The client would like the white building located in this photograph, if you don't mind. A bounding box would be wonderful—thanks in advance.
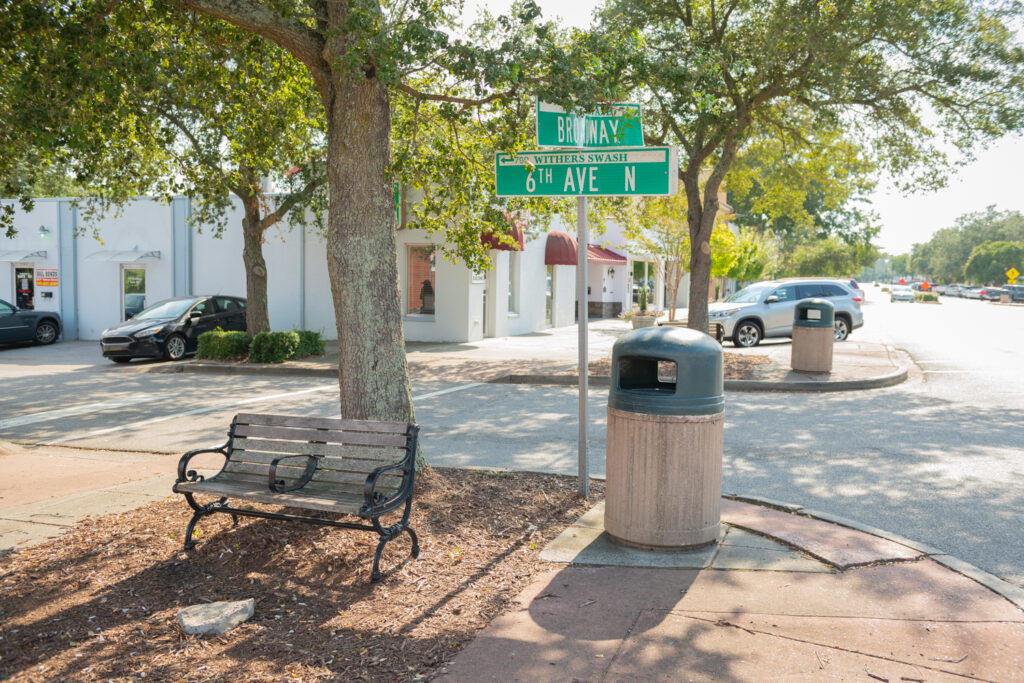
[1,196,692,342]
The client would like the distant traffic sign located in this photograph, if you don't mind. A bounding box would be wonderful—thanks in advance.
[1006,267,1020,283]
[921,281,931,291]
[536,100,644,149]
[495,147,678,197]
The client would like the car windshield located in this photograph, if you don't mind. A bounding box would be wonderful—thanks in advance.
[134,299,196,321]
[725,284,772,304]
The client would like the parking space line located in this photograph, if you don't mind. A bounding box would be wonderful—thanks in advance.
[39,385,336,446]
[413,383,486,401]
[0,395,162,430]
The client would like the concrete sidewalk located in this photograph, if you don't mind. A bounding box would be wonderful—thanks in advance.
[150,318,908,391]
[442,498,1024,681]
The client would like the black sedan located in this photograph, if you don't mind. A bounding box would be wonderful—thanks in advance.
[100,295,246,363]
[0,299,61,345]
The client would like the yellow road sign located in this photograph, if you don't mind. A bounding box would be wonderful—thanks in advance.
[1007,267,1020,283]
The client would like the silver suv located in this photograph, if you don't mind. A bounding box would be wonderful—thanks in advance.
[709,279,864,347]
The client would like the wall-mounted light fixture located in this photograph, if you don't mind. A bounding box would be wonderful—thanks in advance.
[608,267,615,277]
[39,225,51,238]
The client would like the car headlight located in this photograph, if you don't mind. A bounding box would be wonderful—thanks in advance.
[711,308,740,318]
[133,326,164,339]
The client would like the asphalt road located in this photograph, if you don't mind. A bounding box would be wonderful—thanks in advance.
[1,288,1022,589]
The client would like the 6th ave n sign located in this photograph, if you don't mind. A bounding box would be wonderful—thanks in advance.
[495,147,678,197]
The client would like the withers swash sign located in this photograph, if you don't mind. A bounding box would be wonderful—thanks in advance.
[536,100,644,149]
[495,147,678,197]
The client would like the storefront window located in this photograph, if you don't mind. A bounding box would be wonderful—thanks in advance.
[508,252,520,315]
[407,245,436,315]
[15,266,34,310]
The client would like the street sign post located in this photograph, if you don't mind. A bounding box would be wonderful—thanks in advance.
[495,147,678,197]
[536,101,644,149]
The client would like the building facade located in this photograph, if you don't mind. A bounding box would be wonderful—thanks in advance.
[1,196,694,342]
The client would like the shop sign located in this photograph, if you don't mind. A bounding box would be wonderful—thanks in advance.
[35,268,58,287]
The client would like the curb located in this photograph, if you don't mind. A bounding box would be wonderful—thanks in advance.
[724,493,1024,611]
[488,367,908,392]
[144,361,336,378]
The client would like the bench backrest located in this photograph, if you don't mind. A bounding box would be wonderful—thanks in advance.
[221,413,415,496]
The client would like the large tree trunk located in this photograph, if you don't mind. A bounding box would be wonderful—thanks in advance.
[240,188,272,335]
[684,171,715,333]
[323,71,420,467]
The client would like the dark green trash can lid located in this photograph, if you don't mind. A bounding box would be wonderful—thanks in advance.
[609,326,724,416]
[793,298,835,328]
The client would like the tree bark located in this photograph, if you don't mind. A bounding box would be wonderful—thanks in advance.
[239,186,272,335]
[323,69,421,468]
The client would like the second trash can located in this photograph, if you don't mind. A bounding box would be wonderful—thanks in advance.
[605,326,724,550]
[791,298,835,373]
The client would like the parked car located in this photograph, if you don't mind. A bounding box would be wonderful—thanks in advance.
[124,293,147,319]
[0,299,62,345]
[708,278,864,347]
[845,278,865,301]
[963,287,983,300]
[1004,284,1024,303]
[100,295,246,362]
[979,287,1006,301]
[890,285,915,302]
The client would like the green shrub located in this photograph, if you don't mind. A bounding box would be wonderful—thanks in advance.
[915,291,938,302]
[248,331,300,363]
[881,287,890,293]
[293,330,326,359]
[196,329,251,360]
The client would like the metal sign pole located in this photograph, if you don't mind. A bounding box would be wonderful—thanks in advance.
[577,195,589,497]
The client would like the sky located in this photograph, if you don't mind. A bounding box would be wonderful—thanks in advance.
[463,0,1024,256]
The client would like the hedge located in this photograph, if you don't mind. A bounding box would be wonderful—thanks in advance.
[196,330,251,360]
[915,291,939,302]
[293,330,326,359]
[248,331,300,363]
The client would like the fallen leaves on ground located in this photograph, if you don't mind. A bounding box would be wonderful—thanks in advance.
[0,469,602,682]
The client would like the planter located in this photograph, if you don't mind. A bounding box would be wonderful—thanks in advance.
[632,315,657,329]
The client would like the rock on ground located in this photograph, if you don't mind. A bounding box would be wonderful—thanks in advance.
[177,599,255,635]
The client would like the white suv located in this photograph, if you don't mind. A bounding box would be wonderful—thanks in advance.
[709,279,864,347]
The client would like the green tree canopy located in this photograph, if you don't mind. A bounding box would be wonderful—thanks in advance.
[591,0,1024,331]
[964,241,1024,284]
[783,236,880,278]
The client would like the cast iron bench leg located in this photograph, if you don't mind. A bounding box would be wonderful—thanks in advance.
[182,494,227,550]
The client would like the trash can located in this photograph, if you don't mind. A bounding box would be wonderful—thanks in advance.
[605,326,724,550]
[791,298,834,373]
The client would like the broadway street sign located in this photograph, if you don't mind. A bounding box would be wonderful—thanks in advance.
[495,147,678,197]
[536,100,644,149]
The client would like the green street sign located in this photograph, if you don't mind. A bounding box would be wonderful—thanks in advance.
[536,100,644,148]
[495,147,678,197]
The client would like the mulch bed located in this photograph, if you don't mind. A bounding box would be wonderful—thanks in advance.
[580,353,770,380]
[0,469,602,682]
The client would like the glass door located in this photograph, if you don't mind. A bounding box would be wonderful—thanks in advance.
[14,266,34,309]
[121,266,147,320]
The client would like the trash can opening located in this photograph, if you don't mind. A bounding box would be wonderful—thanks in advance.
[618,356,677,394]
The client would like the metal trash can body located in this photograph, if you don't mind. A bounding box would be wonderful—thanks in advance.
[605,327,723,550]
[791,298,835,373]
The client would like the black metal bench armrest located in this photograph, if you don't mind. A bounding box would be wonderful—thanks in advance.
[269,454,319,493]
[362,425,420,516]
[177,442,230,483]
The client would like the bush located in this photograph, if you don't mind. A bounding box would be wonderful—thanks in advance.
[881,287,890,293]
[196,329,251,360]
[248,331,300,363]
[915,291,939,302]
[293,330,326,359]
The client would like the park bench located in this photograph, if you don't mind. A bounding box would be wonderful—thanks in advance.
[173,413,420,582]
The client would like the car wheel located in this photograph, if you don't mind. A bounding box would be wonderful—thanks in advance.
[163,334,187,361]
[110,357,131,364]
[734,321,762,348]
[833,317,850,342]
[33,321,58,345]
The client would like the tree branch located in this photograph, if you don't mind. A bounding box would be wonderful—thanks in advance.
[396,82,517,106]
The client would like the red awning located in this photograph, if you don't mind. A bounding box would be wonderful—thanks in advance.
[545,231,578,265]
[481,220,525,251]
[587,244,627,266]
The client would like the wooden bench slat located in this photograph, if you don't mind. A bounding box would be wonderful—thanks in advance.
[175,479,365,515]
[235,413,408,434]
[222,461,402,488]
[181,470,379,500]
[231,449,403,472]
[233,438,402,462]
[234,423,409,448]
